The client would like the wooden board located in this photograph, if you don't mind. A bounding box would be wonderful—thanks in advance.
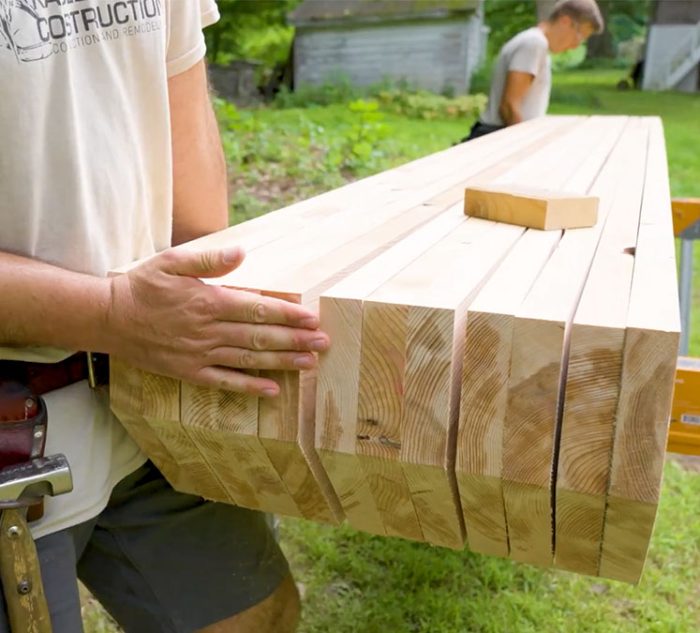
[500,116,630,567]
[457,228,561,557]
[464,185,598,230]
[554,119,650,575]
[109,359,231,502]
[458,116,629,561]
[598,118,681,583]
[180,383,301,516]
[106,117,680,582]
[313,117,585,537]
[316,206,466,535]
[239,116,585,524]
[358,218,525,547]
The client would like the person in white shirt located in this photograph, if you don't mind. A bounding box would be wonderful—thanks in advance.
[462,0,604,141]
[0,1,322,631]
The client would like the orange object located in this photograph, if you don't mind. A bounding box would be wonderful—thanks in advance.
[671,198,700,236]
[668,357,700,455]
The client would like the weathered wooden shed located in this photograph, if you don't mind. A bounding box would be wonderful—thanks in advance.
[288,0,487,95]
[642,0,700,91]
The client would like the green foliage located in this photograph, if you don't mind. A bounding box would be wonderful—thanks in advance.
[212,97,400,223]
[205,0,299,69]
[374,89,487,120]
[273,75,361,108]
[483,0,536,59]
[273,77,486,122]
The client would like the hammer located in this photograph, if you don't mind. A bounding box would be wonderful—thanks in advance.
[0,455,73,633]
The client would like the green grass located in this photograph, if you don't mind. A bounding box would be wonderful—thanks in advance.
[83,68,700,632]
[282,460,700,633]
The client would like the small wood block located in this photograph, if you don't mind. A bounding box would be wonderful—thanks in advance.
[464,185,599,230]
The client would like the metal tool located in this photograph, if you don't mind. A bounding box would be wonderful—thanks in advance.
[0,454,73,633]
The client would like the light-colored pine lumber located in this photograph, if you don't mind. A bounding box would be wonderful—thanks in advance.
[316,206,466,535]
[108,116,679,581]
[175,117,575,524]
[358,218,525,548]
[109,359,231,501]
[180,383,301,516]
[207,118,579,293]
[314,117,585,537]
[554,119,650,576]
[599,118,681,583]
[500,116,630,567]
[457,229,562,557]
[457,116,628,561]
[235,116,585,524]
[464,185,599,230]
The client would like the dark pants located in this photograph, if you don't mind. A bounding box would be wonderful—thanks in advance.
[457,121,506,144]
[0,461,289,633]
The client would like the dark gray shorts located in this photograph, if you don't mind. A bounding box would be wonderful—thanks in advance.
[0,461,289,633]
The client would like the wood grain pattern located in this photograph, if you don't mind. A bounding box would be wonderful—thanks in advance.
[599,119,680,583]
[457,229,561,557]
[363,219,524,547]
[180,383,301,516]
[316,207,466,534]
[501,116,630,567]
[110,359,229,501]
[464,185,598,230]
[555,119,649,575]
[106,117,679,583]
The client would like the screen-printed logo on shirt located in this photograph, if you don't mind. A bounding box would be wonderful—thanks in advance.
[1,0,162,62]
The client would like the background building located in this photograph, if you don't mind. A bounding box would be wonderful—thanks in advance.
[288,0,488,95]
[643,0,700,92]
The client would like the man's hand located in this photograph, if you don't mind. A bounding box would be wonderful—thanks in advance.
[107,246,329,397]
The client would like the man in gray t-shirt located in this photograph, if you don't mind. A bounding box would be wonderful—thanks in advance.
[462,0,604,142]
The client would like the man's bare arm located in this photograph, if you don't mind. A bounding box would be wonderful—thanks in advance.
[0,248,328,396]
[499,70,535,126]
[169,60,228,245]
[0,59,328,395]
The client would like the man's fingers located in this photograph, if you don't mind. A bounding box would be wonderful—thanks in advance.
[208,321,329,353]
[206,347,318,371]
[212,287,321,329]
[156,246,246,279]
[193,367,280,398]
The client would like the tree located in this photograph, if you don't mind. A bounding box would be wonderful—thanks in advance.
[483,0,537,57]
[205,0,301,67]
[585,0,616,60]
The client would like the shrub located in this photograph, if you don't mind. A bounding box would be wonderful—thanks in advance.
[373,89,487,121]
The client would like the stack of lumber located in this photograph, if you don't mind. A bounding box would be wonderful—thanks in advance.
[109,116,679,583]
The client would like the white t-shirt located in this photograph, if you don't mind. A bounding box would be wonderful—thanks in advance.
[481,27,551,126]
[0,0,220,539]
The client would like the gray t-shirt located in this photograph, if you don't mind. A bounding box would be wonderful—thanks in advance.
[481,27,551,126]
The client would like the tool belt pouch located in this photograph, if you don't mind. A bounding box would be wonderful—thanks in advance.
[0,381,48,521]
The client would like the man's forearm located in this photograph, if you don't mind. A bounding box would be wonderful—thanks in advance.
[0,251,113,353]
[170,61,228,245]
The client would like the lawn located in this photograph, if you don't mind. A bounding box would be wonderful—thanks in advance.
[83,68,700,632]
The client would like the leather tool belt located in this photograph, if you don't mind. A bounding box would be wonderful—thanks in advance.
[0,351,109,397]
[0,382,48,522]
[0,352,108,520]
[0,355,95,633]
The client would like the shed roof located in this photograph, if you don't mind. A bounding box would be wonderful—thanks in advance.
[289,0,480,26]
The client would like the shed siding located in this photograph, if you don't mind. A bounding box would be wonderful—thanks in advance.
[642,24,699,92]
[294,20,477,93]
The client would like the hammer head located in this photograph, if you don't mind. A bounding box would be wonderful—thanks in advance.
[0,454,73,506]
